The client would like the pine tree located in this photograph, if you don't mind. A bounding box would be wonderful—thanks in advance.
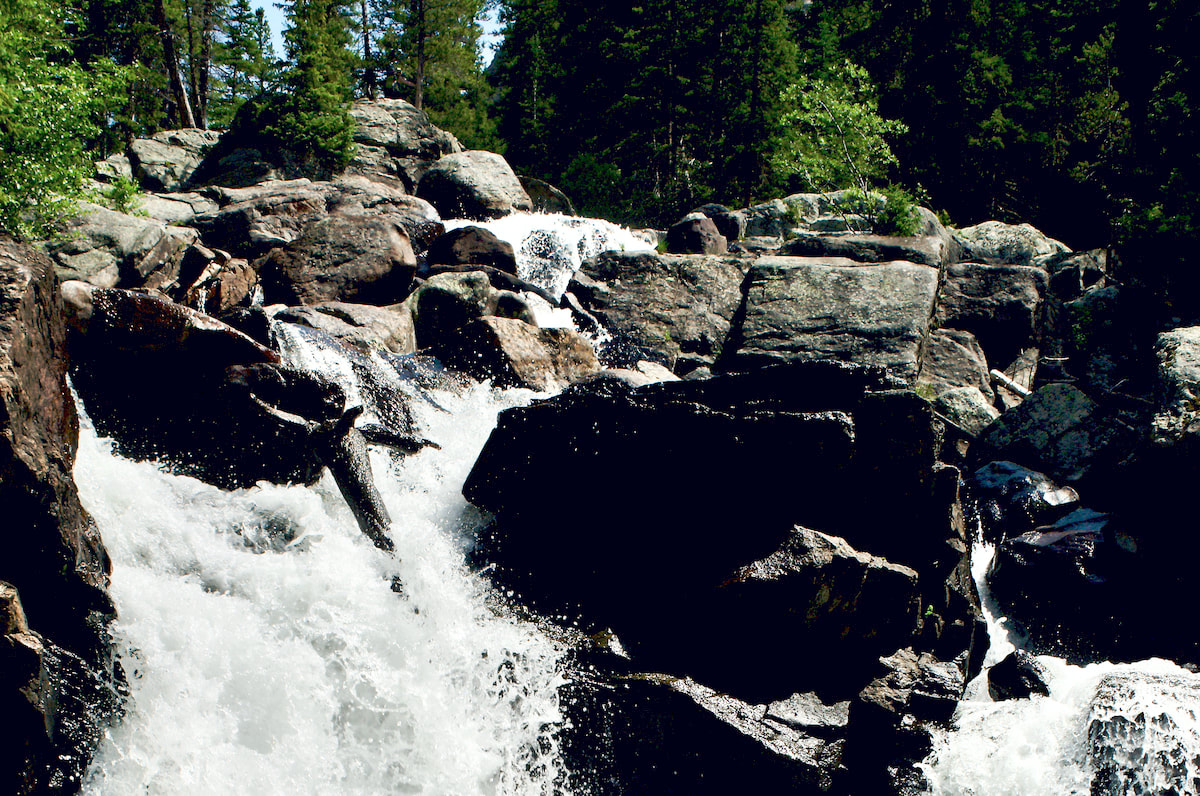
[210,0,278,126]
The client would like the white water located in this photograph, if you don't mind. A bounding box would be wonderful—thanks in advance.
[443,212,653,300]
[77,382,571,795]
[923,545,1200,795]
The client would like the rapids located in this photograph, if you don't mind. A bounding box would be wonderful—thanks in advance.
[76,380,571,795]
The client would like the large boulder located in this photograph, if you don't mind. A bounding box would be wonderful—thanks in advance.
[424,226,517,273]
[416,150,533,220]
[725,257,940,385]
[780,233,952,268]
[1,240,115,792]
[574,251,749,374]
[917,328,994,402]
[973,383,1135,487]
[191,179,338,260]
[347,98,462,187]
[406,270,535,349]
[986,651,1050,701]
[127,128,221,192]
[565,669,846,794]
[519,175,575,215]
[953,221,1069,266]
[666,214,728,254]
[464,363,980,699]
[933,262,1048,368]
[969,461,1080,543]
[138,191,219,225]
[46,203,197,288]
[431,316,600,391]
[257,213,418,306]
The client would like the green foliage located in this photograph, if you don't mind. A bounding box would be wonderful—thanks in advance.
[874,185,920,237]
[210,0,280,127]
[771,61,906,197]
[268,0,357,176]
[101,176,144,215]
[0,0,128,238]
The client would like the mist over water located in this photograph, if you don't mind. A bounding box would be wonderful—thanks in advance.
[77,383,572,795]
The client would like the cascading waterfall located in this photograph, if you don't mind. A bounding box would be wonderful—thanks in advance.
[443,212,654,300]
[922,544,1200,795]
[77,332,572,794]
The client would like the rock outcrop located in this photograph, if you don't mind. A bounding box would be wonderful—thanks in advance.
[416,150,533,220]
[1,239,116,793]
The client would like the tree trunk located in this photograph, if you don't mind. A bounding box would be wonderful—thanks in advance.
[153,0,197,128]
[362,0,376,100]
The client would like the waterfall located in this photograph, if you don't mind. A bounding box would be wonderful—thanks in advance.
[922,544,1200,795]
[442,212,654,300]
[76,335,572,794]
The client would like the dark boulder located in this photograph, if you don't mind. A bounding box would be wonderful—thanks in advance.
[565,668,846,795]
[918,328,995,402]
[424,226,517,274]
[986,650,1050,701]
[519,176,575,215]
[257,214,418,306]
[691,203,746,243]
[666,214,728,254]
[969,461,1080,543]
[407,270,535,349]
[1,240,116,793]
[190,179,337,260]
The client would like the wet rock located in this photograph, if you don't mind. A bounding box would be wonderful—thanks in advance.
[987,507,1136,662]
[726,257,940,385]
[954,220,1069,266]
[431,316,600,391]
[1087,672,1200,796]
[46,203,197,288]
[407,270,533,348]
[190,146,281,189]
[666,214,728,254]
[846,648,964,791]
[128,128,221,192]
[969,461,1080,543]
[424,226,517,273]
[574,251,748,374]
[699,527,920,698]
[177,251,257,316]
[987,650,1050,701]
[565,670,845,794]
[416,150,533,220]
[780,232,951,268]
[273,302,416,355]
[2,241,116,792]
[191,178,337,260]
[918,328,995,402]
[257,214,417,306]
[934,262,1048,368]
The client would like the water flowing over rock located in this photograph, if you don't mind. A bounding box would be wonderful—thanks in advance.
[1,239,115,793]
[969,461,1080,542]
[725,257,940,385]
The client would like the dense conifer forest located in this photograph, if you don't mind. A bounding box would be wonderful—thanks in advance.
[2,0,1197,315]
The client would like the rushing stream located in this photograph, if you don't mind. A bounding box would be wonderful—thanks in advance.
[923,545,1200,795]
[76,379,570,795]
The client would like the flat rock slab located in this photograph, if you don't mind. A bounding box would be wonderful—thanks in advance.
[728,257,939,385]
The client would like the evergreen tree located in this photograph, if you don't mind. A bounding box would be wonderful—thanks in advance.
[262,0,357,175]
[372,0,496,148]
[210,0,279,126]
